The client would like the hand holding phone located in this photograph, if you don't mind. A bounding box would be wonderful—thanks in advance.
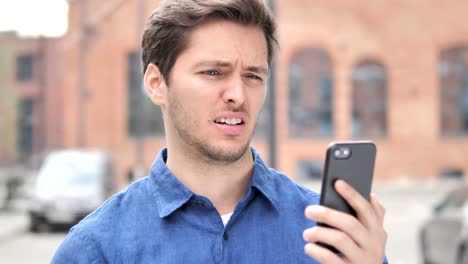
[317,141,376,252]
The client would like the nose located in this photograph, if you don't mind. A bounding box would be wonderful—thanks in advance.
[222,76,246,107]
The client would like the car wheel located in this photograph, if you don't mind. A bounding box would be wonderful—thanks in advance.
[457,244,467,264]
[0,184,7,209]
[421,258,435,264]
[29,215,39,233]
[29,215,50,233]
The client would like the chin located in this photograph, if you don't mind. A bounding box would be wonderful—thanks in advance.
[200,141,251,163]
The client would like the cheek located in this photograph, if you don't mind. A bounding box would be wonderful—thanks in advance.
[171,78,207,103]
[180,77,219,99]
[174,88,215,122]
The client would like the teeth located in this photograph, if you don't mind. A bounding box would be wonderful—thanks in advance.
[215,118,242,125]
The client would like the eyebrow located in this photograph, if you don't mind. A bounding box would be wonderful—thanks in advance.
[192,60,269,75]
[192,60,231,69]
[246,66,269,75]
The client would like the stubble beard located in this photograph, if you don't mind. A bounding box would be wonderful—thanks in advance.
[167,92,253,164]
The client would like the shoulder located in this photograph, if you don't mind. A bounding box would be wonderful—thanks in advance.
[51,225,101,263]
[57,177,155,246]
[81,176,154,228]
[53,177,154,263]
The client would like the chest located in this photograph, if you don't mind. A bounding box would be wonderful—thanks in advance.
[104,207,319,263]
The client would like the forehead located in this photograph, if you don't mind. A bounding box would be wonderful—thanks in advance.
[180,20,268,66]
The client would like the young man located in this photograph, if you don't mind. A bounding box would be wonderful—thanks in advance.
[52,0,388,263]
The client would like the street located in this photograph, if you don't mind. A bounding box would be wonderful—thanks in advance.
[0,211,65,263]
[0,231,65,263]
[0,179,462,263]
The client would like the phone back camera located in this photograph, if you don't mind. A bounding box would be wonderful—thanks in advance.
[334,147,351,159]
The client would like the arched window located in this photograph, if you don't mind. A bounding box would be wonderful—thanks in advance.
[351,60,388,137]
[127,51,164,137]
[288,48,333,138]
[439,46,468,136]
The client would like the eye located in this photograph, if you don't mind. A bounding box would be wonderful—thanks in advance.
[202,70,221,76]
[246,74,263,82]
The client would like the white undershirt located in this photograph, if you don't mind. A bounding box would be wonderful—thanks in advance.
[221,212,233,226]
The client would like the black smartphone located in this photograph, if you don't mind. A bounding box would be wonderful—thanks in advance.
[317,141,377,252]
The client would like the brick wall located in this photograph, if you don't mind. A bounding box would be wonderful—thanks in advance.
[0,34,63,162]
[60,0,468,188]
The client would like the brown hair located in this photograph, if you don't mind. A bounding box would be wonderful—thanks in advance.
[141,0,277,82]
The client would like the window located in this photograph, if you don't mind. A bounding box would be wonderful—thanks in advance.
[351,60,388,137]
[18,99,34,159]
[16,55,34,81]
[439,46,468,136]
[127,51,164,137]
[288,48,333,138]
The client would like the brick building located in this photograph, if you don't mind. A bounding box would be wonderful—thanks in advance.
[57,0,468,188]
[0,32,64,163]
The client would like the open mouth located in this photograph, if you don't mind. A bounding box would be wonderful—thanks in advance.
[214,118,245,126]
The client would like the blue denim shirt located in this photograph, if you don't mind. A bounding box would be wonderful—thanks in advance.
[52,148,388,263]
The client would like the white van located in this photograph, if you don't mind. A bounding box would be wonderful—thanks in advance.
[28,150,113,232]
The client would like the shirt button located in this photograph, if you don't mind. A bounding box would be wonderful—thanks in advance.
[197,201,205,207]
[223,232,229,241]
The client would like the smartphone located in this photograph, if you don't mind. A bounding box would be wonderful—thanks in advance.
[317,141,377,252]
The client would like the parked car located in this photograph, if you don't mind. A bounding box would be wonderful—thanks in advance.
[28,150,114,232]
[420,185,468,264]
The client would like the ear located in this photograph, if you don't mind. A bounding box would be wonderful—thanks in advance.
[144,63,167,106]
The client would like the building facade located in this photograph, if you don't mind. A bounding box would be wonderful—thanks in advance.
[10,0,467,188]
[0,32,64,163]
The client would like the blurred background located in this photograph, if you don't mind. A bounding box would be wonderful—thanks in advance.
[1,0,468,263]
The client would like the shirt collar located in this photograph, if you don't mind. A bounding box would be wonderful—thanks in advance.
[149,148,280,218]
[149,148,194,218]
[249,148,280,210]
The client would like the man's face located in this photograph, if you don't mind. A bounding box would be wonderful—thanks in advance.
[161,20,268,163]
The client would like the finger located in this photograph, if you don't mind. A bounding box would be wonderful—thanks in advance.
[370,193,385,225]
[334,180,376,228]
[304,243,344,264]
[303,226,360,261]
[305,205,368,248]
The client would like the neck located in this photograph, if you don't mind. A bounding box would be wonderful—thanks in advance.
[166,144,254,215]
